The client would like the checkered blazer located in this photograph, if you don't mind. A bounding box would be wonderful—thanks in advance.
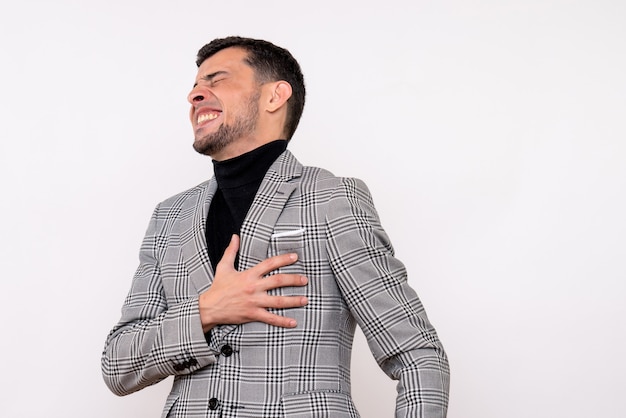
[102,150,449,417]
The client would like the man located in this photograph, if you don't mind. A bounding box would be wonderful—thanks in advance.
[102,36,450,417]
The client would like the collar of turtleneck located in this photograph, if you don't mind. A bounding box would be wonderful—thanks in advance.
[212,140,288,190]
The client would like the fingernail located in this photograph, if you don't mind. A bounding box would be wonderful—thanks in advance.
[301,276,308,284]
[290,253,298,261]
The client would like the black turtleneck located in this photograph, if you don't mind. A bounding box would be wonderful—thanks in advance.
[206,140,288,271]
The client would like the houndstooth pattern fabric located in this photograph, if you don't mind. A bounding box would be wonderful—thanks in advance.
[102,150,450,417]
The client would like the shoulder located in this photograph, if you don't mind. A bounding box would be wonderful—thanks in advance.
[300,165,371,198]
[150,178,214,219]
[282,150,369,191]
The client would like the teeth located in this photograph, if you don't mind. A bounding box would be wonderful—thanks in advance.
[197,113,218,124]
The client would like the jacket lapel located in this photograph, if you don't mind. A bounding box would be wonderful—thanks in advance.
[219,150,302,337]
[178,178,217,294]
[238,150,302,270]
[175,151,302,337]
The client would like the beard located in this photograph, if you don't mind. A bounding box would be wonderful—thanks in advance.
[192,90,261,157]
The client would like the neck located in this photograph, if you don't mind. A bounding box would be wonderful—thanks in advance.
[212,140,288,189]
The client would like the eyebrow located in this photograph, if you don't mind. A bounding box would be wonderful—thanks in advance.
[193,70,228,88]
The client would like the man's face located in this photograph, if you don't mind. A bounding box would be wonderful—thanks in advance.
[188,47,261,159]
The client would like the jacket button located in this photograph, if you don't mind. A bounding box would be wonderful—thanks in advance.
[208,397,219,410]
[220,344,233,357]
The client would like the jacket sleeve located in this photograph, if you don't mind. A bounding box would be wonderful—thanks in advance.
[325,177,450,418]
[101,204,217,396]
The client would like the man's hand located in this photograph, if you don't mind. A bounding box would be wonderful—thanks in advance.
[199,235,308,332]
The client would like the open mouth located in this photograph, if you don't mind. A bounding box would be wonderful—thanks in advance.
[197,112,219,124]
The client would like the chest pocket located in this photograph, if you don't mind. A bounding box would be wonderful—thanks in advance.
[268,228,306,280]
[269,228,305,256]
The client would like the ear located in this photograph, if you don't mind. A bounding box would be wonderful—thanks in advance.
[264,81,292,113]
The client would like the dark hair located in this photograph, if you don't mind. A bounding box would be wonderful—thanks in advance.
[196,36,306,140]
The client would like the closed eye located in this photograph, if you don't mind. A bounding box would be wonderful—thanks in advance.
[193,71,228,88]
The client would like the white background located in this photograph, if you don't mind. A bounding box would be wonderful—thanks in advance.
[1,1,625,417]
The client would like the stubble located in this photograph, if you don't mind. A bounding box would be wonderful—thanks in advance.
[192,90,261,156]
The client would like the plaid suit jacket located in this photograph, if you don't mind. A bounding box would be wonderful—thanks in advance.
[102,150,449,417]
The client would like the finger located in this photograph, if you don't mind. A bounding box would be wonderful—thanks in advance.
[216,235,240,272]
[254,252,299,276]
[264,295,309,310]
[261,274,308,291]
[255,310,300,328]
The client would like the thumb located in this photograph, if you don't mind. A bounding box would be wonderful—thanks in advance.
[216,234,240,272]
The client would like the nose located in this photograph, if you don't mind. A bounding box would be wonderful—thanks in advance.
[187,86,207,105]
